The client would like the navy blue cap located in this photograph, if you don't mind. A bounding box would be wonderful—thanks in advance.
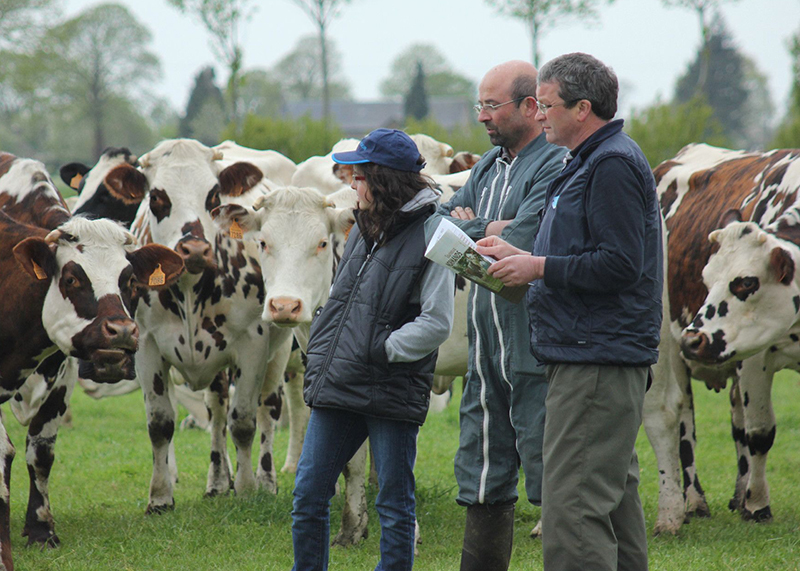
[332,129,426,172]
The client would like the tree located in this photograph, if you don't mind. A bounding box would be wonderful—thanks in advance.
[225,114,343,163]
[287,0,354,126]
[625,95,729,168]
[239,69,284,117]
[661,0,741,93]
[166,0,257,130]
[674,18,766,147]
[380,43,476,100]
[404,62,429,121]
[179,66,227,144]
[0,0,58,50]
[771,25,800,148]
[484,0,615,67]
[272,34,351,102]
[35,3,161,160]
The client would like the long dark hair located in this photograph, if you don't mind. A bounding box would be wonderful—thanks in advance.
[356,158,432,244]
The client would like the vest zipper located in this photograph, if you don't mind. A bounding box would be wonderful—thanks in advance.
[309,240,377,402]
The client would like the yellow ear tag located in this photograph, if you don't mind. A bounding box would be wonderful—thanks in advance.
[229,220,243,240]
[32,261,48,280]
[70,174,83,190]
[148,264,166,287]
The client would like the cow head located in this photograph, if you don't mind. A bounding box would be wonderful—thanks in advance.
[212,181,354,326]
[680,212,800,364]
[136,139,223,275]
[61,147,147,226]
[13,217,184,381]
[410,133,454,176]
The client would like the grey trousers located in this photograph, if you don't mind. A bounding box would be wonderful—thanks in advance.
[541,363,648,571]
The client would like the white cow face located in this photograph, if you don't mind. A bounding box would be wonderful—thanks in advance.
[212,184,354,326]
[680,221,800,364]
[137,139,223,274]
[13,217,184,381]
[410,133,454,176]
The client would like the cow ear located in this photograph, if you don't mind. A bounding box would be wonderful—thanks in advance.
[328,207,355,238]
[332,163,353,184]
[104,164,149,205]
[211,204,259,238]
[13,237,56,281]
[128,244,185,289]
[218,162,264,197]
[718,209,743,228]
[449,152,479,173]
[769,247,795,285]
[60,162,90,191]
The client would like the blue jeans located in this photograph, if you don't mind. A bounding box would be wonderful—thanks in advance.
[291,407,419,571]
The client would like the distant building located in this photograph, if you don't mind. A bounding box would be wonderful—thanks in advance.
[280,97,475,138]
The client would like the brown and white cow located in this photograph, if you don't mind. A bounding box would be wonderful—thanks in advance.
[130,139,295,513]
[644,143,800,535]
[0,152,182,570]
[60,147,149,226]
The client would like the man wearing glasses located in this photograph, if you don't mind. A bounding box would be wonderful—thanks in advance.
[425,59,563,571]
[477,52,662,571]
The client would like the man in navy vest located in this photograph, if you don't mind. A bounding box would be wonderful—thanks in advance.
[477,52,663,571]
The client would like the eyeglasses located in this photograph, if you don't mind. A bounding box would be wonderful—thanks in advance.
[535,100,577,114]
[473,97,526,114]
[353,175,366,182]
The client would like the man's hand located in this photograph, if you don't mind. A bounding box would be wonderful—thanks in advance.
[475,236,526,260]
[485,255,545,287]
[451,206,475,220]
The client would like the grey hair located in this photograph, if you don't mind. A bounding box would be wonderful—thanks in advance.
[510,72,538,102]
[538,52,618,121]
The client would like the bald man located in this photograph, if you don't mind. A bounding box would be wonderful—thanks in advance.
[425,60,564,571]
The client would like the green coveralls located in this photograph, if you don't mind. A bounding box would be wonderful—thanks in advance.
[425,133,564,506]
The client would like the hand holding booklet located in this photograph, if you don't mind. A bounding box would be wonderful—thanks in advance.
[424,218,529,303]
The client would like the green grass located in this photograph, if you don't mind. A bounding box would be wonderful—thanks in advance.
[3,371,799,570]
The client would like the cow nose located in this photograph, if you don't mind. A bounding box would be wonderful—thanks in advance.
[177,238,213,273]
[103,318,139,350]
[268,297,303,323]
[680,330,708,359]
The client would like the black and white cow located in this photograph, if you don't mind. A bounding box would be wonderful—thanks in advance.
[130,139,294,513]
[0,151,183,570]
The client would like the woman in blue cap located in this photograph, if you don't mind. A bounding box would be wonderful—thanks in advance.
[291,129,455,571]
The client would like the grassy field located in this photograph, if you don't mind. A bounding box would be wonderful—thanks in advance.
[2,371,799,570]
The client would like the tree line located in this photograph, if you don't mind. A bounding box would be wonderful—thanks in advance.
[0,0,798,173]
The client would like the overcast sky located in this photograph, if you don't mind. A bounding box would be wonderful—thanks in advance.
[64,0,798,120]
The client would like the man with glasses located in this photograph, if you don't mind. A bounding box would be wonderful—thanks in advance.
[477,52,662,571]
[425,59,563,571]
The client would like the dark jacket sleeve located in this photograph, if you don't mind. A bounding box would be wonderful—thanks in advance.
[544,156,649,293]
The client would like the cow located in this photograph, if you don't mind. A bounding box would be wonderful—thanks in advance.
[643,143,800,535]
[0,151,183,571]
[129,138,296,513]
[59,147,149,226]
[213,140,298,186]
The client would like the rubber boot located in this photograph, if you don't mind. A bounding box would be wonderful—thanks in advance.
[460,502,515,571]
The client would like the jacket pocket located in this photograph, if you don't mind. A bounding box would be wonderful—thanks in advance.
[369,322,392,365]
[538,291,592,347]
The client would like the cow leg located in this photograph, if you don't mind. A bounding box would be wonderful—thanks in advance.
[229,357,267,496]
[140,353,176,515]
[280,347,310,474]
[735,357,775,522]
[728,377,749,512]
[256,336,291,489]
[205,372,232,497]
[643,333,694,535]
[679,378,709,519]
[22,357,77,548]
[0,410,16,571]
[332,441,369,546]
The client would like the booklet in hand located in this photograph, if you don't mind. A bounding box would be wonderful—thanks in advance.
[425,218,529,304]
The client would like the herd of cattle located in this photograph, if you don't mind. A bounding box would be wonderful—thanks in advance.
[0,135,798,569]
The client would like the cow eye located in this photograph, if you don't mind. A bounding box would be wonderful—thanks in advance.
[258,239,268,253]
[65,275,80,288]
[318,239,328,250]
[741,277,757,289]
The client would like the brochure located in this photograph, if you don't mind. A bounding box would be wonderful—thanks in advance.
[424,218,529,304]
